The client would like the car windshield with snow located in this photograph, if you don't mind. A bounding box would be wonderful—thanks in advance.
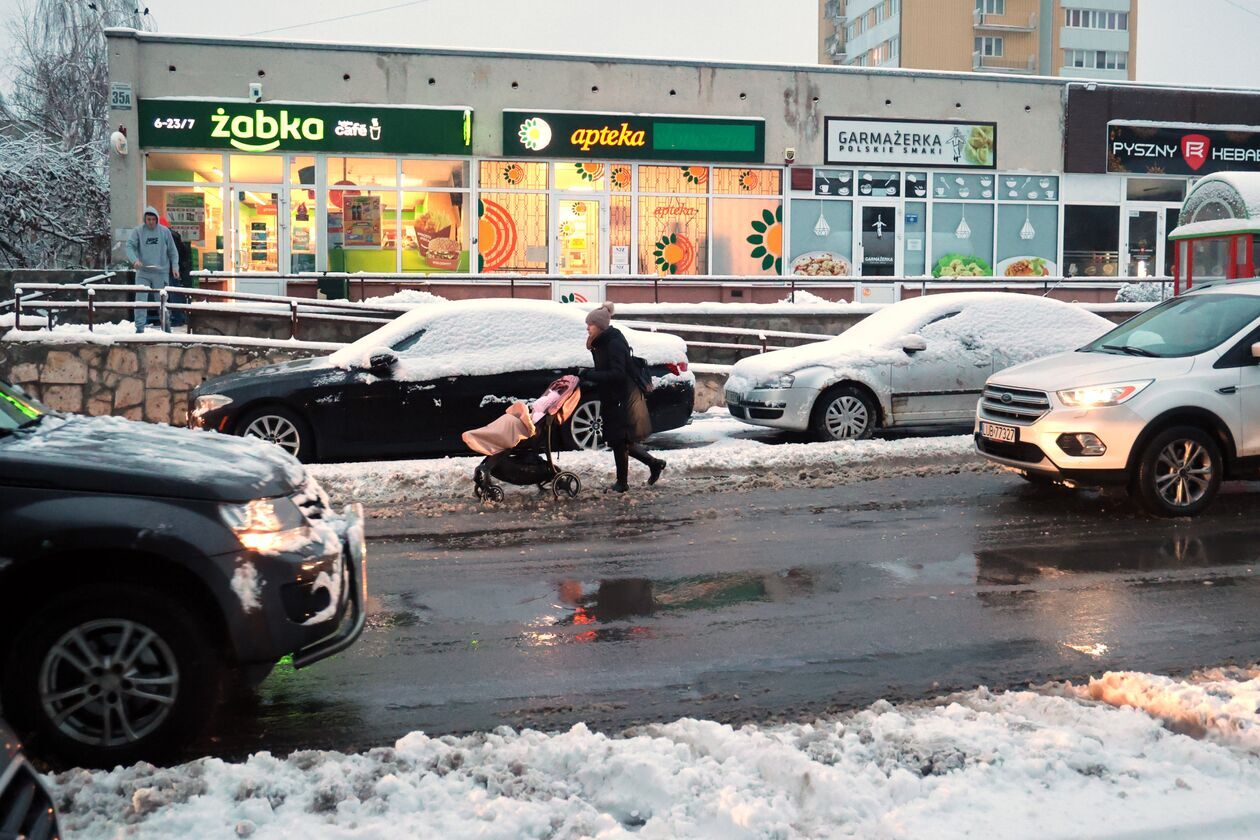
[190,300,695,461]
[725,293,1113,441]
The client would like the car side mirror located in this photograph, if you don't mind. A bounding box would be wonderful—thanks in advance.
[1251,342,1260,361]
[901,334,927,354]
[369,351,397,376]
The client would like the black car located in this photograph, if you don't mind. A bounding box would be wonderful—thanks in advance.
[190,300,694,462]
[1,718,58,840]
[0,381,367,768]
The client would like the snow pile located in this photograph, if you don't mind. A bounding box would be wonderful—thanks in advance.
[1116,282,1173,303]
[309,431,975,505]
[50,669,1260,839]
[361,289,448,307]
[329,300,688,381]
[1,317,139,336]
[728,293,1113,399]
[779,290,843,305]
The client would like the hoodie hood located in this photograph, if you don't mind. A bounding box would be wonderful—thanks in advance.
[144,205,160,220]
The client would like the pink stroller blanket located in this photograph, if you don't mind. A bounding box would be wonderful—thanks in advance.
[461,402,536,457]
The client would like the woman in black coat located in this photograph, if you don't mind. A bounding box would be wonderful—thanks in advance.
[584,302,666,493]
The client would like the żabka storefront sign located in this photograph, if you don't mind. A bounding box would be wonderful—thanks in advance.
[825,117,997,169]
[1108,121,1260,176]
[502,111,765,163]
[138,100,472,155]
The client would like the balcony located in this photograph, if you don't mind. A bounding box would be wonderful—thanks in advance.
[972,51,1038,72]
[823,0,846,23]
[973,9,1038,31]
[825,34,848,60]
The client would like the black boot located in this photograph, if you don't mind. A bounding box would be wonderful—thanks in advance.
[607,444,629,493]
[648,458,666,486]
[628,443,665,485]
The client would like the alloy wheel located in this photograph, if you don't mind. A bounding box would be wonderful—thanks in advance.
[39,619,179,748]
[1153,438,1213,509]
[243,414,301,455]
[570,401,606,451]
[823,395,870,440]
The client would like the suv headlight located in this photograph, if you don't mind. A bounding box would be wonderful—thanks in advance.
[1057,381,1152,408]
[754,374,796,390]
[193,394,233,417]
[221,496,308,554]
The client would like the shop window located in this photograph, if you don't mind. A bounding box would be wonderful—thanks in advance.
[996,204,1058,277]
[609,165,632,193]
[146,152,224,183]
[326,156,397,188]
[479,191,548,273]
[639,165,709,194]
[1126,178,1186,203]
[930,203,994,277]
[402,190,469,272]
[401,159,466,189]
[858,170,900,197]
[479,160,548,190]
[712,167,781,196]
[326,189,398,273]
[1063,205,1120,278]
[905,172,928,200]
[811,169,853,197]
[933,173,995,200]
[788,199,853,278]
[1192,238,1229,283]
[227,154,283,184]
[235,188,281,273]
[712,199,782,275]
[554,161,607,191]
[998,174,1056,201]
[145,185,225,272]
[289,156,316,186]
[638,195,707,275]
[288,190,317,273]
[904,202,926,276]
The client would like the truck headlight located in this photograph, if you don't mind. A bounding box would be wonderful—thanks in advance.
[221,497,308,554]
[193,394,233,417]
[755,374,796,390]
[1057,381,1151,408]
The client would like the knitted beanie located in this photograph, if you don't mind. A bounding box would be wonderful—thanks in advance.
[585,301,614,330]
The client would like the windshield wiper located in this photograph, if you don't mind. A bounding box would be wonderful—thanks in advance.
[1102,344,1157,357]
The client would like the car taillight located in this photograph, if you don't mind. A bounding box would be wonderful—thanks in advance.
[666,362,688,375]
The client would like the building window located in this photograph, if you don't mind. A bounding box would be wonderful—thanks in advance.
[1063,205,1120,277]
[889,36,899,60]
[1064,49,1127,70]
[976,0,1005,14]
[975,36,1004,57]
[1066,9,1128,30]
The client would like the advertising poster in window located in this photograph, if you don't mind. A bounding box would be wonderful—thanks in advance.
[344,195,382,247]
[165,192,205,242]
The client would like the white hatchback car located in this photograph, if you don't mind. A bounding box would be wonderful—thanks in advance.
[976,281,1260,516]
[725,292,1112,441]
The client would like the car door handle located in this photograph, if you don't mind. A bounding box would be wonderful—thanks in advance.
[1217,386,1238,395]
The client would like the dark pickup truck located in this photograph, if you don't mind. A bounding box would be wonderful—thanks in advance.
[0,380,367,768]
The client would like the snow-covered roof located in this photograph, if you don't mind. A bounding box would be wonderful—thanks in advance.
[328,299,687,380]
[1170,172,1260,240]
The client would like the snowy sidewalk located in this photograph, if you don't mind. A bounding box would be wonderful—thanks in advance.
[310,409,981,506]
[50,667,1260,839]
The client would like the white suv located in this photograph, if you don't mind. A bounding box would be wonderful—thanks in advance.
[976,282,1260,516]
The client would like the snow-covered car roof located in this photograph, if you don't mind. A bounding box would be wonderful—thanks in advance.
[329,299,687,380]
[731,292,1114,381]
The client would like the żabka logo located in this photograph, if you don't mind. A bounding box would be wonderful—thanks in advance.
[210,107,325,153]
[1181,134,1210,172]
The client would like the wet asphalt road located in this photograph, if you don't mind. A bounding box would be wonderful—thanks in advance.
[200,470,1260,760]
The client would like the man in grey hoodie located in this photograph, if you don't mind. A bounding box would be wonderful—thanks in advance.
[125,206,180,332]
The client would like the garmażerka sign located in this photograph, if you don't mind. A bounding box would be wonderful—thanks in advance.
[825,118,997,169]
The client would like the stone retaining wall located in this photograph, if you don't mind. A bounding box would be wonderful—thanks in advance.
[0,339,324,426]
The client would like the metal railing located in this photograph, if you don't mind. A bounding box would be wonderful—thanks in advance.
[0,271,118,314]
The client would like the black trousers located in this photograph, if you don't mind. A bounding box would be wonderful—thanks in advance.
[613,442,657,484]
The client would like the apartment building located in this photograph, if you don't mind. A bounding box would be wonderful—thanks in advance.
[820,0,1137,80]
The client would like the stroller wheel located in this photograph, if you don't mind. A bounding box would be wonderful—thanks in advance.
[487,484,505,502]
[555,471,582,498]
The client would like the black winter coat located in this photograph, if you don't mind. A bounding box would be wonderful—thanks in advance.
[585,327,650,444]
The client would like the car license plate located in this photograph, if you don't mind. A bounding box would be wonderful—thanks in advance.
[980,421,1017,443]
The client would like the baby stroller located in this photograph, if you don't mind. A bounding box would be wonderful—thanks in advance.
[462,375,584,502]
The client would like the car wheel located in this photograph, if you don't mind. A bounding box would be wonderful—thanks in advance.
[238,404,314,461]
[1133,426,1222,517]
[2,584,223,769]
[566,400,607,451]
[811,385,877,442]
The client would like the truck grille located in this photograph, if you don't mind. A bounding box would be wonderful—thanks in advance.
[0,754,59,840]
[981,384,1050,425]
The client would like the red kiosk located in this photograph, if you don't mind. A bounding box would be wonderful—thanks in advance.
[1170,173,1260,294]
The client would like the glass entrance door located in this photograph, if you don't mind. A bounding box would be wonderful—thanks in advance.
[1124,209,1159,277]
[555,196,603,275]
[856,203,899,276]
[232,187,284,273]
